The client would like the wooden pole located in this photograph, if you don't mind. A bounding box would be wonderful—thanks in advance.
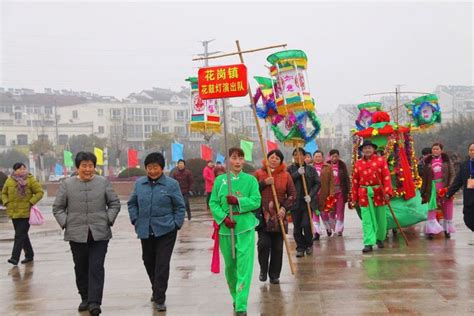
[193,43,287,61]
[235,40,296,275]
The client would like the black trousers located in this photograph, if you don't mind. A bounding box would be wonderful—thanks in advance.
[257,231,284,279]
[70,238,109,305]
[183,193,191,220]
[11,218,34,261]
[464,205,474,231]
[292,207,313,251]
[141,230,177,304]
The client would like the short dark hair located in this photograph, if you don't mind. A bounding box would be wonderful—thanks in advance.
[144,152,165,169]
[12,162,26,171]
[229,147,245,157]
[216,161,222,165]
[432,143,443,150]
[329,149,340,156]
[267,149,284,162]
[314,150,324,157]
[178,159,185,165]
[75,151,97,169]
[292,147,306,155]
[207,160,213,164]
[421,147,432,156]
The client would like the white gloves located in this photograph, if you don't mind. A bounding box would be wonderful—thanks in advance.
[297,166,305,175]
[304,195,311,203]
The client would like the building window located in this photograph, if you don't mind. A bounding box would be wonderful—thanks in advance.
[175,110,185,121]
[174,126,186,136]
[98,126,105,134]
[58,134,68,145]
[45,106,53,115]
[0,105,13,113]
[144,125,159,138]
[126,125,143,138]
[0,135,6,146]
[111,108,121,120]
[72,110,78,119]
[38,134,49,142]
[17,134,28,145]
[14,112,22,120]
[161,110,170,121]
[98,109,104,116]
[161,126,169,133]
[144,108,158,122]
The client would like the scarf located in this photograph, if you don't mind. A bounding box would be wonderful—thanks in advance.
[11,173,28,197]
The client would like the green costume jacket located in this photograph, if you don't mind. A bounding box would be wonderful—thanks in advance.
[210,171,261,235]
[2,174,44,219]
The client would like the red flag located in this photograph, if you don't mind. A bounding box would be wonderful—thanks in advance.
[201,145,213,161]
[128,149,138,168]
[266,140,278,152]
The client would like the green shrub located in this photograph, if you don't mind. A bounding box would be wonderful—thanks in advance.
[118,167,147,178]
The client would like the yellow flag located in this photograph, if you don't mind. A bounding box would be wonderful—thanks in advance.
[94,147,104,165]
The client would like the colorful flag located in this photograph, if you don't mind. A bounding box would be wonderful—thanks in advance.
[266,140,278,152]
[171,142,184,162]
[240,140,254,161]
[216,153,225,164]
[201,144,213,161]
[94,147,104,165]
[63,150,74,168]
[304,139,318,155]
[55,163,63,176]
[127,149,138,168]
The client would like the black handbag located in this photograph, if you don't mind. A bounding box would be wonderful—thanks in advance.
[254,207,265,231]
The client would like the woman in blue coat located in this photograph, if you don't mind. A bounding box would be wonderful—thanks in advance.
[127,152,186,312]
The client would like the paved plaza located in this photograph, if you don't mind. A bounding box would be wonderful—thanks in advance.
[1,197,473,315]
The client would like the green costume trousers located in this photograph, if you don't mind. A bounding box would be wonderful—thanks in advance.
[361,186,388,246]
[219,229,255,312]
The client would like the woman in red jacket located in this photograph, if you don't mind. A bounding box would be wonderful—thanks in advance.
[254,149,296,284]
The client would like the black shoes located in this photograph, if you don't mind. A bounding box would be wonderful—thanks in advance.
[7,258,18,265]
[236,312,247,316]
[156,303,167,312]
[362,245,373,253]
[444,232,451,239]
[376,240,385,248]
[313,233,320,241]
[306,247,313,255]
[89,304,101,316]
[337,232,343,237]
[327,229,332,237]
[259,271,267,282]
[296,250,305,258]
[21,257,33,264]
[269,278,280,284]
[427,233,434,240]
[78,300,88,312]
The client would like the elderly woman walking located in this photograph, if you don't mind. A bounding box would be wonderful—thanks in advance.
[53,152,121,316]
[127,152,186,313]
[2,162,44,265]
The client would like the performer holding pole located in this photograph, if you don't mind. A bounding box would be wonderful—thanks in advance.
[350,140,393,253]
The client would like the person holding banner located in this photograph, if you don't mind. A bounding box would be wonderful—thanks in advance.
[350,140,393,253]
[288,147,321,258]
[254,149,296,284]
[209,147,261,316]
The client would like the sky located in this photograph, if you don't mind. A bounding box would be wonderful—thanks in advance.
[1,0,472,113]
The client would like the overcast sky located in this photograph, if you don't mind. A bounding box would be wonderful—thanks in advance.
[1,0,472,112]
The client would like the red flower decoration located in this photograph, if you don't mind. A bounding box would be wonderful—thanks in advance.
[323,195,337,212]
[372,111,391,123]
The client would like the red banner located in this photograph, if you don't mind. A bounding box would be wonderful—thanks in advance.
[266,140,278,152]
[198,64,248,99]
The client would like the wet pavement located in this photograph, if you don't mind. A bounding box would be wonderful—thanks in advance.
[1,197,473,315]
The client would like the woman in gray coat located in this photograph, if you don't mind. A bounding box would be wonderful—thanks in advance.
[53,151,120,316]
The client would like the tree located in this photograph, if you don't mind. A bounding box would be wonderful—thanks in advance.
[144,131,174,151]
[68,134,108,155]
[30,139,54,155]
[0,149,28,169]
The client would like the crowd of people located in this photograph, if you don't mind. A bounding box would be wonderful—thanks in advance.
[1,141,473,315]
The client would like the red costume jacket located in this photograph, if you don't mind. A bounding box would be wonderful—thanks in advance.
[351,155,393,207]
